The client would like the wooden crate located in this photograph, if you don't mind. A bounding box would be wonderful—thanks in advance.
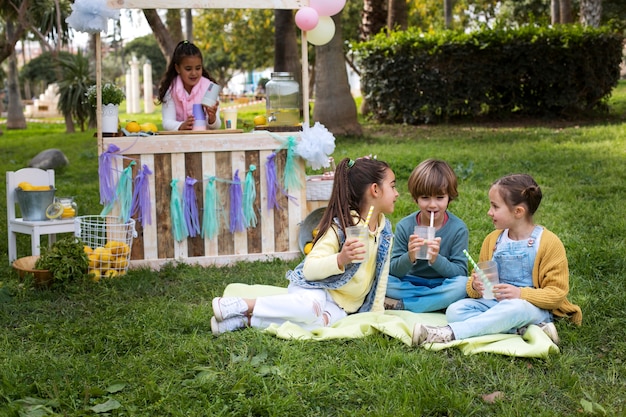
[103,131,306,269]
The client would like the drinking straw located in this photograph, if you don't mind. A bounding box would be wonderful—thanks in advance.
[462,249,492,289]
[430,211,434,228]
[364,205,374,226]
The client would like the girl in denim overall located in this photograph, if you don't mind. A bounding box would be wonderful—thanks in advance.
[413,174,582,346]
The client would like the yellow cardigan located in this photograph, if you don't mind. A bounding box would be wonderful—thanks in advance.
[466,227,582,325]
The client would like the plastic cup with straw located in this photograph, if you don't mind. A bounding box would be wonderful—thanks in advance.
[462,249,494,294]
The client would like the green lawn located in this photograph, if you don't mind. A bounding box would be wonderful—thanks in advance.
[0,85,625,416]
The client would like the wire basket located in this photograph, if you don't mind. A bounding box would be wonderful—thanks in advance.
[306,175,334,201]
[75,215,137,279]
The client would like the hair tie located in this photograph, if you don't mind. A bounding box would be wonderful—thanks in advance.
[348,159,355,168]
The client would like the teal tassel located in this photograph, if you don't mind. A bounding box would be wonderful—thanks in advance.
[100,161,135,220]
[170,179,189,242]
[283,135,302,190]
[243,165,257,228]
[202,177,218,239]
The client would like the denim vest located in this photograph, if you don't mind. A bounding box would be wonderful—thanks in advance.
[286,218,393,313]
[493,226,542,288]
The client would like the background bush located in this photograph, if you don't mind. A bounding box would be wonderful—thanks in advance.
[357,24,624,123]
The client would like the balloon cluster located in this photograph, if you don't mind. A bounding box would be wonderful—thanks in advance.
[295,0,347,46]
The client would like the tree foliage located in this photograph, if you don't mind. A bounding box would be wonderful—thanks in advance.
[193,9,275,86]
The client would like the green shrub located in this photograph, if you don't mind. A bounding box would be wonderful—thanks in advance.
[356,24,624,123]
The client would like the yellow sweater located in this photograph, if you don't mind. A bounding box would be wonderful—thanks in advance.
[466,227,582,325]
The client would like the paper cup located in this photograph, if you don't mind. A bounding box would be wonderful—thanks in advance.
[222,108,238,130]
[201,81,221,107]
[192,103,205,120]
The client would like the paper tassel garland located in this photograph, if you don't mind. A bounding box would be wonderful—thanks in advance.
[183,176,201,238]
[243,165,257,228]
[131,164,152,227]
[202,177,219,239]
[229,170,246,233]
[170,179,189,242]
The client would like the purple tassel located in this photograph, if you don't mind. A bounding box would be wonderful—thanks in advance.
[229,170,245,233]
[132,164,152,226]
[183,176,201,238]
[265,152,281,211]
[98,144,120,205]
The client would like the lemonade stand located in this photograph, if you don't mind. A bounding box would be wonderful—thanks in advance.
[72,0,333,269]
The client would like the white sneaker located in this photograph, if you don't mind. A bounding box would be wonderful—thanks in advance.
[211,316,248,336]
[212,297,248,322]
[412,323,455,346]
[538,322,560,345]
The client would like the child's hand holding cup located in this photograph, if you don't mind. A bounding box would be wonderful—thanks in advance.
[345,226,368,264]
[414,225,436,260]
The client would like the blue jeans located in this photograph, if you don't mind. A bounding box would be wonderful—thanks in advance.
[446,298,553,339]
[386,274,468,313]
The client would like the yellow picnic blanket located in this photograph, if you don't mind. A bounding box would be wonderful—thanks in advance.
[223,283,559,358]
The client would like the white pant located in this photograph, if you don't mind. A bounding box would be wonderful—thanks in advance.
[250,283,347,331]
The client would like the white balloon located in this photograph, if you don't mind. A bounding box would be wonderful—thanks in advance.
[307,16,335,46]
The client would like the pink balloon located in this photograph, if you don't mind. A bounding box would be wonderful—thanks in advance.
[307,16,335,46]
[310,0,346,17]
[295,7,319,31]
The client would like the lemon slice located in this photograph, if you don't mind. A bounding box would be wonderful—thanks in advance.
[45,202,64,219]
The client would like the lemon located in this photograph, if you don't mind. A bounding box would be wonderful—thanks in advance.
[89,269,101,282]
[312,228,319,238]
[140,122,158,133]
[253,115,267,127]
[125,121,141,133]
[103,269,119,278]
[45,202,64,219]
[84,245,93,255]
[17,182,33,190]
[303,242,313,255]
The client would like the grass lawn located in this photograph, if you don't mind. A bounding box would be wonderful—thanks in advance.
[0,84,625,416]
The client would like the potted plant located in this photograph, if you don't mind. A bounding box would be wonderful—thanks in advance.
[13,237,89,288]
[86,82,125,133]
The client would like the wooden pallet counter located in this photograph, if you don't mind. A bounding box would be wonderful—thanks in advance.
[104,130,306,269]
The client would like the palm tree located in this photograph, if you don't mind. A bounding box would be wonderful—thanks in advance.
[580,0,603,27]
[57,51,93,133]
[313,14,362,136]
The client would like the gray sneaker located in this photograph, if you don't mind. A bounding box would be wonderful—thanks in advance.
[538,322,560,345]
[212,297,248,321]
[412,323,455,345]
[384,297,404,310]
[211,316,248,336]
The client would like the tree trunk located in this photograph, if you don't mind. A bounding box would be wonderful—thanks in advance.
[166,9,184,43]
[361,0,387,41]
[444,0,453,29]
[551,0,561,25]
[143,9,179,63]
[313,14,362,136]
[580,0,602,27]
[274,10,302,115]
[185,9,193,41]
[560,0,573,23]
[360,0,387,115]
[5,20,26,130]
[388,0,408,31]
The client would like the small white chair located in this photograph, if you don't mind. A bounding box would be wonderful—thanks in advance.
[6,168,75,263]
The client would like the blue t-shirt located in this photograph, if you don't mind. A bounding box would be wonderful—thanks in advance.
[390,210,469,279]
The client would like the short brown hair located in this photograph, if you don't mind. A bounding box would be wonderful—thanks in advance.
[407,159,458,202]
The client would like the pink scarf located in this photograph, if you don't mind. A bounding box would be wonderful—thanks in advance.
[170,76,211,121]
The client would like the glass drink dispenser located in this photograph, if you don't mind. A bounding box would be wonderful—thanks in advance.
[265,72,300,126]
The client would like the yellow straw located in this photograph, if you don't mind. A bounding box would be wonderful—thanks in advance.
[364,205,374,226]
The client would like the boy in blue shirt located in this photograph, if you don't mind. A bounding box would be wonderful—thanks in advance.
[385,159,469,312]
